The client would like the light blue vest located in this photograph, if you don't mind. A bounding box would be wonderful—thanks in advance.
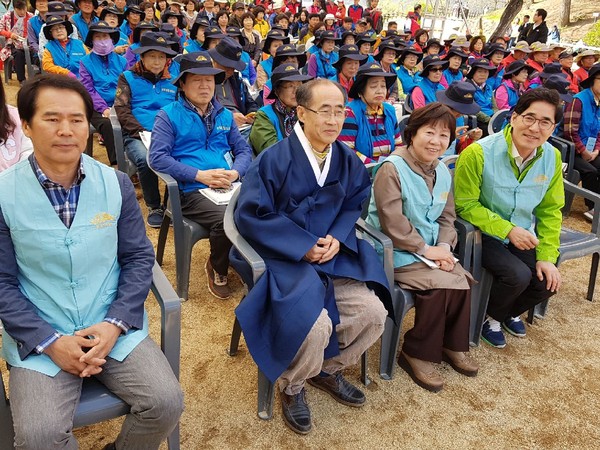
[0,155,149,376]
[314,49,339,80]
[414,77,443,105]
[395,65,421,94]
[259,56,274,78]
[184,39,203,53]
[574,88,600,145]
[479,130,557,241]
[162,98,234,192]
[123,70,177,131]
[80,52,127,106]
[46,39,87,78]
[71,12,99,42]
[261,103,283,140]
[442,68,463,86]
[366,154,451,268]
[499,80,520,109]
[471,80,495,116]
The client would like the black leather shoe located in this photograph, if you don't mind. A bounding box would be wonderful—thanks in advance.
[307,372,365,407]
[281,388,311,434]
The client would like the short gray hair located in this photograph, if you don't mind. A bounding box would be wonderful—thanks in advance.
[295,79,347,108]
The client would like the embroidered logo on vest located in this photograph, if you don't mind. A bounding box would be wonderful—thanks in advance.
[90,212,116,229]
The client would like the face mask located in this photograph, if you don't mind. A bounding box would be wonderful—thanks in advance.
[93,38,115,56]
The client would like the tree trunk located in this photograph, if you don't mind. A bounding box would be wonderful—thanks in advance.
[490,0,523,40]
[559,0,571,27]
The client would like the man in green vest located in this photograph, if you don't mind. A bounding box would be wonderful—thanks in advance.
[0,74,183,450]
[454,88,565,349]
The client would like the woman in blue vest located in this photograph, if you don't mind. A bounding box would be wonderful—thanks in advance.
[124,20,158,69]
[99,5,130,54]
[256,29,289,89]
[495,60,534,110]
[71,0,99,43]
[161,9,187,51]
[374,39,402,102]
[339,62,401,164]
[114,32,177,227]
[79,21,127,166]
[396,46,422,96]
[440,46,467,88]
[366,103,477,392]
[200,25,226,50]
[355,32,376,65]
[225,26,256,86]
[307,29,339,80]
[564,64,600,220]
[411,55,448,109]
[183,16,209,53]
[120,5,143,39]
[41,15,88,78]
[261,43,307,105]
[464,58,497,134]
[249,63,312,154]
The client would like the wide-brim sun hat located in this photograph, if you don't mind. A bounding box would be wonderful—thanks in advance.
[267,63,313,99]
[132,21,159,44]
[465,58,497,79]
[100,5,125,26]
[172,51,226,86]
[43,15,74,41]
[580,63,600,90]
[398,46,423,65]
[84,20,121,48]
[272,43,307,70]
[348,62,398,99]
[435,80,481,115]
[374,40,401,62]
[544,74,574,103]
[132,31,178,56]
[420,54,449,77]
[333,44,368,71]
[502,60,536,78]
[262,30,290,54]
[208,36,246,72]
[575,49,600,64]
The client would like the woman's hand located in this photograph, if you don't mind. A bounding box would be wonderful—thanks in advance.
[423,245,456,269]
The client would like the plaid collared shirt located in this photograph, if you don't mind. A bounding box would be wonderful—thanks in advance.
[30,154,86,228]
[29,156,129,355]
[185,97,215,135]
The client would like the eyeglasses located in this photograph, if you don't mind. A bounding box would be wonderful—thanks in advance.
[428,67,443,72]
[302,106,347,120]
[51,25,67,31]
[518,113,555,130]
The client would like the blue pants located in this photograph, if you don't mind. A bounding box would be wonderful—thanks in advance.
[124,135,161,209]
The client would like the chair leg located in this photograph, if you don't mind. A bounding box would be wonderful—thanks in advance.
[257,369,274,420]
[379,317,402,380]
[156,216,171,266]
[469,269,492,347]
[175,238,193,301]
[229,316,242,356]
[533,300,548,319]
[587,253,599,302]
[166,423,180,450]
[360,350,369,386]
[526,307,535,325]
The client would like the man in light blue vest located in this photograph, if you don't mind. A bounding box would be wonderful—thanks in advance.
[0,74,183,450]
[455,88,565,349]
[149,52,253,300]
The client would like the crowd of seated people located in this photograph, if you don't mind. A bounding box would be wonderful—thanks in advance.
[1,0,600,443]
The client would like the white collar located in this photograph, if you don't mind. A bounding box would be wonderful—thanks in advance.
[511,142,538,171]
[294,122,333,187]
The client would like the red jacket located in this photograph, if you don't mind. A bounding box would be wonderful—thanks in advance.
[574,66,589,84]
[347,4,363,23]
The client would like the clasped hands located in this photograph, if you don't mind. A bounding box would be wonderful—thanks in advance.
[304,234,340,264]
[195,168,239,189]
[44,322,122,378]
[423,245,455,272]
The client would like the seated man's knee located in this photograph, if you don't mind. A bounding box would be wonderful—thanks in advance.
[305,309,333,348]
[135,380,184,428]
[14,423,74,450]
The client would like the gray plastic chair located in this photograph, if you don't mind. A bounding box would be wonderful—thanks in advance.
[224,190,375,420]
[110,108,137,177]
[398,114,410,143]
[2,43,34,84]
[147,153,210,301]
[487,109,511,135]
[402,93,413,115]
[0,262,181,450]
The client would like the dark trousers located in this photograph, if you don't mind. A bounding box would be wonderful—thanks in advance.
[402,288,471,363]
[180,191,231,276]
[12,48,26,82]
[574,153,600,210]
[482,235,556,322]
[90,110,117,165]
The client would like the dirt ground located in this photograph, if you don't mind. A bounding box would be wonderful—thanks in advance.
[2,80,600,449]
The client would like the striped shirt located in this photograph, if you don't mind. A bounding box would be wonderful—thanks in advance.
[338,104,403,164]
[29,156,129,354]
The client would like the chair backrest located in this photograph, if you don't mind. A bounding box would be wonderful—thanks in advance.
[398,114,410,143]
[487,109,510,135]
[403,93,413,115]
[110,107,137,177]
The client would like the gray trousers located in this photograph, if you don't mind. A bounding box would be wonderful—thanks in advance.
[9,337,184,450]
[279,278,387,395]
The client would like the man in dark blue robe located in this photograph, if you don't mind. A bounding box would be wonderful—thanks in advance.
[234,79,392,435]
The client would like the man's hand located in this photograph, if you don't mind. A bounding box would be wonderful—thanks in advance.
[74,322,122,377]
[507,226,539,250]
[44,335,101,377]
[114,44,129,54]
[467,127,483,141]
[233,112,248,127]
[196,169,234,189]
[582,150,599,162]
[318,234,340,263]
[245,112,256,124]
[536,261,561,292]
[304,238,329,262]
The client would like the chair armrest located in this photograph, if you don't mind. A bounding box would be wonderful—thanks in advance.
[454,217,475,271]
[355,218,394,290]
[110,110,129,175]
[223,189,266,284]
[564,180,600,234]
[150,261,181,379]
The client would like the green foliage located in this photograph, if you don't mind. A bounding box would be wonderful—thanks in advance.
[584,20,600,47]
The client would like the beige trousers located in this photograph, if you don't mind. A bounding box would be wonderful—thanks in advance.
[279,278,387,395]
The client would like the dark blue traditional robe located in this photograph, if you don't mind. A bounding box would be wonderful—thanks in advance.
[234,131,393,383]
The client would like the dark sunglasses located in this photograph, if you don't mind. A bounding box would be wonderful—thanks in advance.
[429,67,443,72]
